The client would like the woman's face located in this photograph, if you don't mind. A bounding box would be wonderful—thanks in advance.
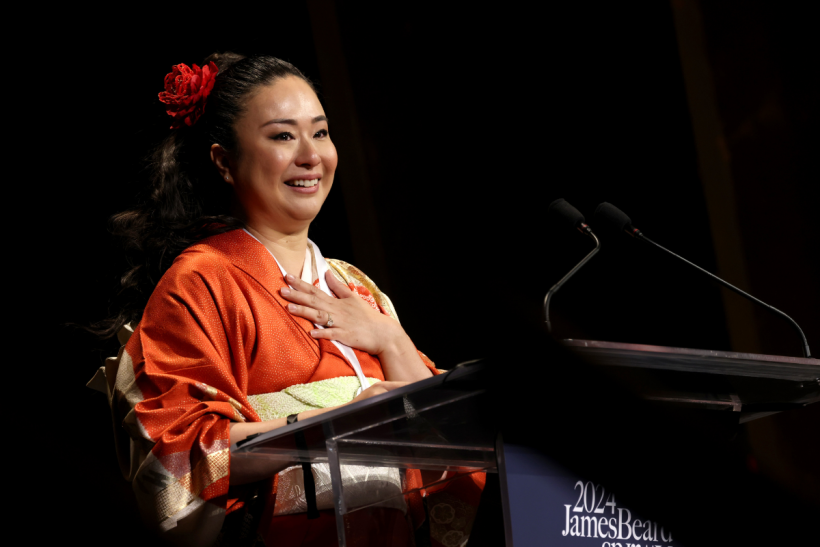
[224,75,337,234]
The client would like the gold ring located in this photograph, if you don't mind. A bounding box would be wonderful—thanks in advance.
[326,315,334,327]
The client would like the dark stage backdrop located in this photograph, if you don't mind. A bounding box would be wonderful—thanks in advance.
[43,0,816,544]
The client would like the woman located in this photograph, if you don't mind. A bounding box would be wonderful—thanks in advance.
[91,53,483,546]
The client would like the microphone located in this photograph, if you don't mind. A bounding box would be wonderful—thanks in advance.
[544,199,601,334]
[593,202,812,358]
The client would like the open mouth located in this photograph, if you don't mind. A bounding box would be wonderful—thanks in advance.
[285,178,320,188]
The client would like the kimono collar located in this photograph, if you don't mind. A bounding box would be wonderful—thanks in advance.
[241,229,371,394]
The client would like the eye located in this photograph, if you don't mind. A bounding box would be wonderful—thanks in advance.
[314,129,328,138]
[272,132,294,141]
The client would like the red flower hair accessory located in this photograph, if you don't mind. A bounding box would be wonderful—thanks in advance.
[158,62,219,129]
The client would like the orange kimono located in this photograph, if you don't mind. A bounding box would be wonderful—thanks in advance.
[96,229,481,546]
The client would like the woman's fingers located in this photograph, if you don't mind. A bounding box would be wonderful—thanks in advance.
[287,302,332,325]
[281,272,359,328]
[350,381,410,403]
[281,271,393,354]
[377,381,411,391]
[281,276,332,308]
[314,309,331,325]
[310,326,340,340]
[325,270,354,298]
[285,274,330,297]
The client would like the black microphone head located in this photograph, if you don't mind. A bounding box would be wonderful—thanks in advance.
[548,198,586,229]
[594,202,634,233]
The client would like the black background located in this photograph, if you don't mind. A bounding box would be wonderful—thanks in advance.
[35,0,817,543]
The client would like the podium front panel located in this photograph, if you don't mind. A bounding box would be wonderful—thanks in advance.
[233,364,496,546]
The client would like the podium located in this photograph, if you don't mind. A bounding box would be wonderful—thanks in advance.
[233,361,496,545]
[232,341,819,546]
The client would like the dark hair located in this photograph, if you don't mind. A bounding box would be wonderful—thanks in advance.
[91,52,314,339]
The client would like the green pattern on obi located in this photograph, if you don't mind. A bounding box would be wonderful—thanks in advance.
[247,376,382,421]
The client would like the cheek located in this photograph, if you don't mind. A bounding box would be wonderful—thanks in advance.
[262,148,293,174]
[322,143,339,173]
[241,142,291,176]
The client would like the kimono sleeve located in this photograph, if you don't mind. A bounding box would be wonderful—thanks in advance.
[118,257,257,545]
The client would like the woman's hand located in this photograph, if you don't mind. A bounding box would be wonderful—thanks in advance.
[280,271,403,356]
[280,271,433,382]
[350,381,411,403]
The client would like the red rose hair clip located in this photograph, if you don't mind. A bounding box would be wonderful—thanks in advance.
[158,62,218,129]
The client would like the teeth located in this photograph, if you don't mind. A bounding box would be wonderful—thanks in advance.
[288,178,319,187]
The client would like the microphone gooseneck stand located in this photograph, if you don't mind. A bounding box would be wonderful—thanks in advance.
[544,225,600,334]
[631,228,812,358]
[593,201,812,359]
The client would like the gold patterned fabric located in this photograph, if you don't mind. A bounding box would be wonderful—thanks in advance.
[326,259,400,321]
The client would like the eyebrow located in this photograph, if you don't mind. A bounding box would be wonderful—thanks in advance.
[261,115,328,128]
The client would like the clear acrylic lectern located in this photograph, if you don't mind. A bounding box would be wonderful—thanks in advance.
[232,362,495,546]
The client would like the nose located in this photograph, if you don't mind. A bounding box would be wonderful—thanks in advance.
[295,137,321,169]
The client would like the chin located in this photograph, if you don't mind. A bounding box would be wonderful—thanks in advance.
[286,205,324,223]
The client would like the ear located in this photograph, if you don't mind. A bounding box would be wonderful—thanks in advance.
[210,144,234,185]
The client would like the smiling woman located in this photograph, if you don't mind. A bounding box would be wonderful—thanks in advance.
[86,53,478,546]
[210,77,338,260]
